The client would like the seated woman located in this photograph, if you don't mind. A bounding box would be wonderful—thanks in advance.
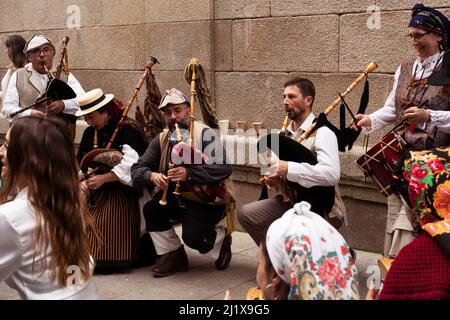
[380,146,450,299]
[77,88,155,271]
[255,201,359,300]
[0,116,99,299]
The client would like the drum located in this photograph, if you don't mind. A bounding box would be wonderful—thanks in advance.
[356,130,409,196]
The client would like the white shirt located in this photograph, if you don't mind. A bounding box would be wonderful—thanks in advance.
[1,66,15,109]
[0,188,100,300]
[2,63,85,122]
[366,51,450,134]
[284,113,340,188]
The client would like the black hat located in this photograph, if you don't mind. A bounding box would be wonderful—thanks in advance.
[428,50,450,86]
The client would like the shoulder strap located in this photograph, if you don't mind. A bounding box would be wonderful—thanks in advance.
[158,129,170,173]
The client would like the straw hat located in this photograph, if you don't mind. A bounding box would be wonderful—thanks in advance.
[75,88,114,117]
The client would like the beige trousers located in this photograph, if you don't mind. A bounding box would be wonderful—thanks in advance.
[383,194,416,258]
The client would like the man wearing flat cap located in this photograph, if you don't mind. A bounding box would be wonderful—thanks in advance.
[2,34,85,135]
[131,88,234,277]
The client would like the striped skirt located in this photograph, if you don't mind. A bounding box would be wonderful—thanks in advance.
[87,182,141,267]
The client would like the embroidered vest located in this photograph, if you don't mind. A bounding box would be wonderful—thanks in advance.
[395,58,450,149]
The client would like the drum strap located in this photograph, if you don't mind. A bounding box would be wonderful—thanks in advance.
[363,134,370,183]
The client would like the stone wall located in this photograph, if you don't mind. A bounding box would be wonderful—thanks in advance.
[1,1,450,252]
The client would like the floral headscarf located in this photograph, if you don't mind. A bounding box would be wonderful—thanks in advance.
[266,201,359,300]
[401,147,450,256]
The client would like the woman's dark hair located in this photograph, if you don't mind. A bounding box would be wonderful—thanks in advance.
[260,239,276,278]
[260,239,290,300]
[0,116,92,286]
[5,35,27,68]
[98,98,123,124]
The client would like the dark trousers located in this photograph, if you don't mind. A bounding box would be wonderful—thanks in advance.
[237,195,291,246]
[143,191,226,254]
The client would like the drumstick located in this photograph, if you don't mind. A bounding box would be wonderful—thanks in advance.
[387,99,429,135]
[338,93,359,129]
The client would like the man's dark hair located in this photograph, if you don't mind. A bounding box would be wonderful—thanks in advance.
[284,77,315,106]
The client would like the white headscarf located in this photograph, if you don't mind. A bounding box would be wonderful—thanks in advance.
[266,201,360,300]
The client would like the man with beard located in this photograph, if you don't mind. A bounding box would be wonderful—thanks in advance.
[131,88,233,277]
[238,77,342,246]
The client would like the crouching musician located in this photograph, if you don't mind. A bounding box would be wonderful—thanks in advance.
[131,83,235,277]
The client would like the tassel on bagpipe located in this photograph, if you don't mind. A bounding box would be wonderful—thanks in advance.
[135,59,165,142]
[183,59,219,129]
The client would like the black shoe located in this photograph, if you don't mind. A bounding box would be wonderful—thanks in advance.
[215,234,232,270]
[350,248,357,261]
[152,245,189,277]
[94,266,115,275]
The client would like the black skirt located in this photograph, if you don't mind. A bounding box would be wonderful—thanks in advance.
[87,182,141,267]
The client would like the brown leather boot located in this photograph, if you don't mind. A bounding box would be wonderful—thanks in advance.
[152,245,189,277]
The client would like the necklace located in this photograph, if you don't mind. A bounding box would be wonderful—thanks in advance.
[402,55,442,109]
[93,129,98,149]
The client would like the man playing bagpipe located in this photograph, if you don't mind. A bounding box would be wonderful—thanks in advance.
[2,34,84,139]
[131,88,234,277]
[238,77,345,247]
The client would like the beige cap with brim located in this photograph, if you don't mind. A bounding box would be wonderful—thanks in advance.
[24,34,54,53]
[76,88,114,117]
[159,88,190,110]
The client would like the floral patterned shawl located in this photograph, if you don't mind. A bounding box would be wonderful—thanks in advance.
[266,201,359,300]
[401,147,450,256]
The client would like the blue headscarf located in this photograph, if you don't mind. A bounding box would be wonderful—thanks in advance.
[409,4,450,50]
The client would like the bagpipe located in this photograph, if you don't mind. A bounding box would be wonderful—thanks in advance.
[160,58,232,206]
[10,36,77,123]
[79,56,159,179]
[258,62,378,215]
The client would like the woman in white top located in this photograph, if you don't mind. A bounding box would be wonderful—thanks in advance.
[355,4,450,258]
[1,35,27,108]
[0,116,99,299]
